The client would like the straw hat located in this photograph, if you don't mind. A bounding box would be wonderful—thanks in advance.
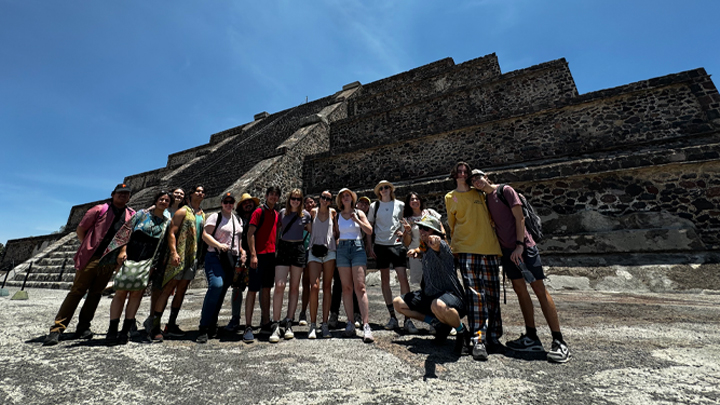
[336,188,357,209]
[236,192,260,209]
[416,215,444,235]
[373,180,395,198]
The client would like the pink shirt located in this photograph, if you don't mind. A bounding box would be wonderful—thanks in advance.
[486,186,536,250]
[73,203,135,270]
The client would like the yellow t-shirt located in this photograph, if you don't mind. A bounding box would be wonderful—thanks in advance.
[445,189,502,256]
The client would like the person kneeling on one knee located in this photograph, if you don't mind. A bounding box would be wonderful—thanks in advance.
[392,215,467,345]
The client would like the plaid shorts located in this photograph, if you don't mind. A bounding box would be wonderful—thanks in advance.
[455,253,502,342]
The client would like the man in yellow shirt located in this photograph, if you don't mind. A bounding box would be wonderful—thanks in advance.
[445,162,503,361]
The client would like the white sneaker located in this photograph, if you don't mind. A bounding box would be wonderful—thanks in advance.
[404,319,419,334]
[298,311,308,326]
[384,317,399,330]
[547,339,571,363]
[354,313,362,328]
[284,325,295,340]
[449,327,457,336]
[269,323,281,343]
[321,323,331,338]
[308,323,317,339]
[328,312,339,329]
[343,323,356,337]
[363,323,374,343]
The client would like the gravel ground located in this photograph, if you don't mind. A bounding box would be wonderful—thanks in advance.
[1,284,719,405]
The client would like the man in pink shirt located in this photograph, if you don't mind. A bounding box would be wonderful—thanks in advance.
[43,184,135,346]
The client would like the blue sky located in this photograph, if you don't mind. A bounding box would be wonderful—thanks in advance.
[1,0,719,245]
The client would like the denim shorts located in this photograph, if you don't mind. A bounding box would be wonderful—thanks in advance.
[336,240,367,268]
[308,250,337,264]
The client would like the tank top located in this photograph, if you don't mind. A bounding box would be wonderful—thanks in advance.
[338,212,362,240]
[310,211,337,251]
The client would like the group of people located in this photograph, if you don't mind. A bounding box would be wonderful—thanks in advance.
[41,161,570,363]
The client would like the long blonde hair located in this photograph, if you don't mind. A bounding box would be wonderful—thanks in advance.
[285,188,305,217]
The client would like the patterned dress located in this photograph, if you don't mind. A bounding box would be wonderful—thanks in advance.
[162,205,206,286]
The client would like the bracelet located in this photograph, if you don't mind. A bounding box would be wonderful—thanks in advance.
[515,241,524,246]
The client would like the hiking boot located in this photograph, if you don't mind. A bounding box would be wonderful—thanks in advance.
[321,323,331,338]
[384,317,399,330]
[354,313,362,328]
[454,326,471,356]
[506,334,544,352]
[547,339,571,363]
[43,331,61,346]
[242,326,255,343]
[471,337,488,361]
[308,323,317,339]
[362,323,374,343]
[164,324,185,337]
[269,323,282,343]
[284,325,295,340]
[196,332,209,344]
[328,312,339,329]
[298,311,308,326]
[74,328,94,340]
[343,323,356,338]
[404,319,419,334]
[106,325,119,346]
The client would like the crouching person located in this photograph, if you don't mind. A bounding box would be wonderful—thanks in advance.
[392,216,469,353]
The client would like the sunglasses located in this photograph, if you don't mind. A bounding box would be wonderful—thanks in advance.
[290,197,302,202]
[418,225,432,232]
[320,196,332,201]
[379,185,391,191]
[222,200,235,205]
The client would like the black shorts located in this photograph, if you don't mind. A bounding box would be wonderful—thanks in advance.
[501,245,545,281]
[402,290,465,318]
[275,240,307,268]
[249,253,276,292]
[374,244,408,269]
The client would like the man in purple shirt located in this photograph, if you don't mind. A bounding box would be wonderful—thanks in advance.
[470,170,571,363]
[43,184,135,346]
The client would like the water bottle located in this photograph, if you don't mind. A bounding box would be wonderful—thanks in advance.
[518,262,536,283]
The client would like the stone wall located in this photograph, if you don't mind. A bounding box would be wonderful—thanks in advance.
[0,233,68,268]
[330,59,578,156]
[305,69,715,193]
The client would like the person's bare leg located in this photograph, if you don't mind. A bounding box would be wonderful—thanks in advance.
[273,266,290,322]
[531,280,561,332]
[321,260,335,323]
[308,261,322,325]
[431,299,461,328]
[352,266,370,324]
[286,265,303,320]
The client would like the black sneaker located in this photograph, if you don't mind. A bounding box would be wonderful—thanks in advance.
[486,339,507,355]
[433,322,452,344]
[164,324,185,337]
[43,331,61,346]
[260,322,273,333]
[547,339,571,363]
[506,334,544,352]
[453,327,471,356]
[117,331,129,345]
[196,332,209,344]
[74,328,94,340]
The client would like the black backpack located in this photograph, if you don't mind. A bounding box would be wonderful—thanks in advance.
[494,184,544,242]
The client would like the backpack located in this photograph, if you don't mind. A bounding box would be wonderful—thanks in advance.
[494,185,544,242]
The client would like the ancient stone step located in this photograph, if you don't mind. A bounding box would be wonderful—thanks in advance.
[3,280,74,290]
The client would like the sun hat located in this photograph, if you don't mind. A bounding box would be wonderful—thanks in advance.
[357,196,371,205]
[373,180,395,198]
[416,215,444,235]
[336,188,358,209]
[236,192,260,209]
